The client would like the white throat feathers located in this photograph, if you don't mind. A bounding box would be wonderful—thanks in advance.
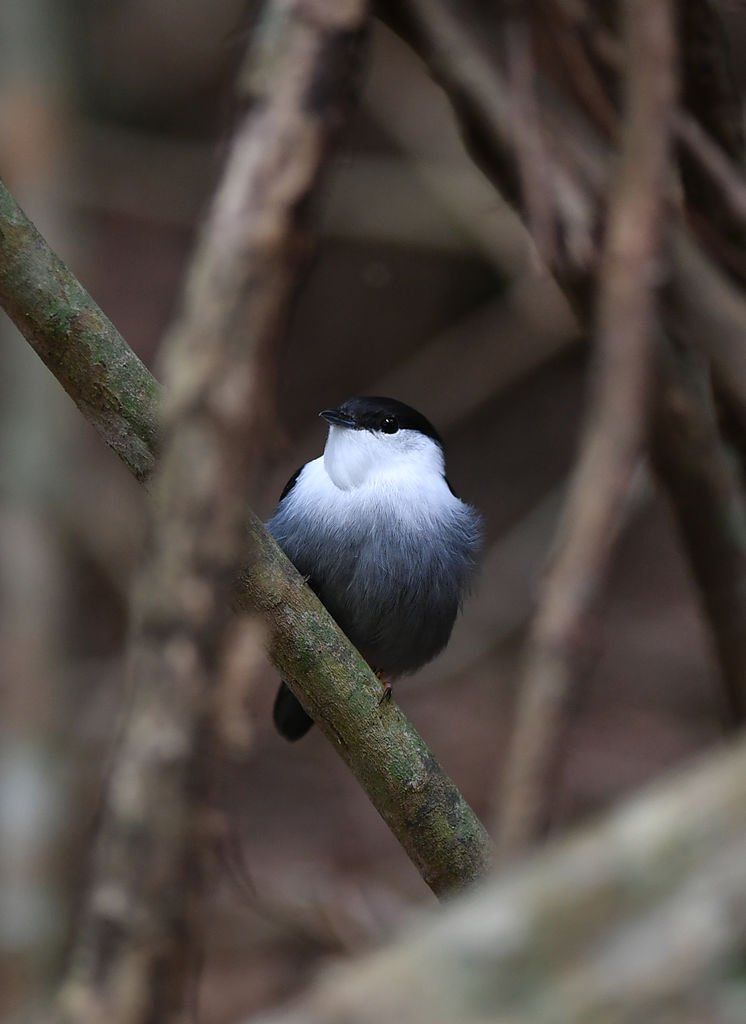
[323,424,446,491]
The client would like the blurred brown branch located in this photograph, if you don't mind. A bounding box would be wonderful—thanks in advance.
[52,0,375,1019]
[496,0,677,857]
[667,226,746,434]
[675,110,746,227]
[651,339,746,725]
[245,736,746,1024]
[678,0,745,249]
[385,0,746,852]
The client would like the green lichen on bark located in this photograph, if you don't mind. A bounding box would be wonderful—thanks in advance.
[0,177,160,482]
[237,513,493,894]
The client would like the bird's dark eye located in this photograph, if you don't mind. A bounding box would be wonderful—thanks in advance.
[380,415,399,434]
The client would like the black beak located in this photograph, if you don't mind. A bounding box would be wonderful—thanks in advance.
[320,407,356,428]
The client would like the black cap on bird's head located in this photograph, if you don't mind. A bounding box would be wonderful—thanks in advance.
[320,396,443,447]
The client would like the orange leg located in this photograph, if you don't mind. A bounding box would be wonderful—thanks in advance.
[375,669,393,705]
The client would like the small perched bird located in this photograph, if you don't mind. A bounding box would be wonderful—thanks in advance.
[267,396,482,740]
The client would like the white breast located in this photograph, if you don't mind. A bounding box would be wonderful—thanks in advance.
[294,431,457,531]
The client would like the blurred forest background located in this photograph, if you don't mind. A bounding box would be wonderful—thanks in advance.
[1,0,741,1020]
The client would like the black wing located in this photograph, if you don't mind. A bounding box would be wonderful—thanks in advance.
[273,463,319,595]
[279,464,304,502]
[271,461,320,742]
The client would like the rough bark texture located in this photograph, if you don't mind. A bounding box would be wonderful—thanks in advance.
[0,178,160,483]
[237,518,493,894]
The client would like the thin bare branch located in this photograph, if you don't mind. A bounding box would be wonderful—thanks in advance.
[678,0,745,248]
[495,0,677,858]
[652,340,746,724]
[667,226,746,431]
[505,15,559,268]
[382,0,600,282]
[675,111,746,226]
[236,515,493,896]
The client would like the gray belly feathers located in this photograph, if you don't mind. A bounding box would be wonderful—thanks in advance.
[267,473,481,676]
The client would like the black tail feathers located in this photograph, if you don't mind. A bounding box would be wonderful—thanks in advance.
[273,682,314,741]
